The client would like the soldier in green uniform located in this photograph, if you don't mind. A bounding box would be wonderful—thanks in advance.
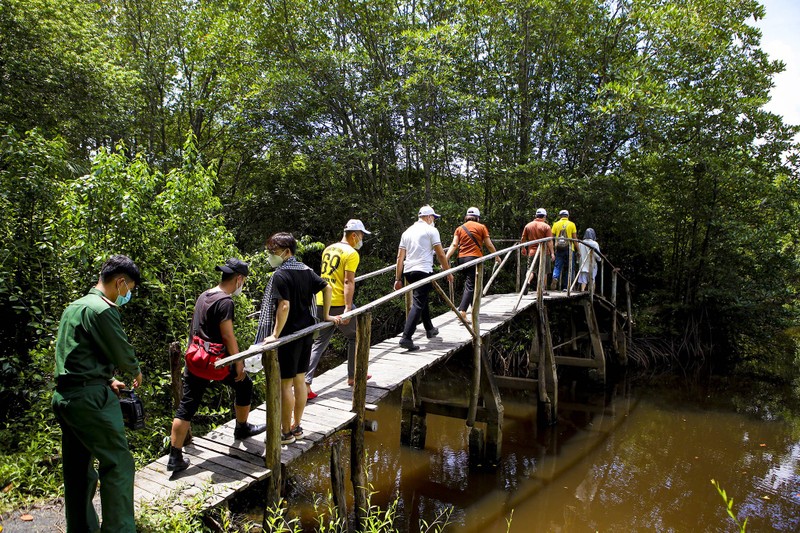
[51,255,143,533]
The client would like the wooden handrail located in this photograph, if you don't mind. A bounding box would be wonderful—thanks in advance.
[216,238,546,367]
[216,236,631,367]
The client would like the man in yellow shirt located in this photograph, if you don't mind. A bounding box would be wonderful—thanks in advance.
[551,209,579,290]
[306,219,371,397]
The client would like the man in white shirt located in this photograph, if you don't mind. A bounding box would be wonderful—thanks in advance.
[393,205,453,350]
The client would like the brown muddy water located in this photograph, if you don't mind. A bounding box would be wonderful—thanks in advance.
[254,358,800,532]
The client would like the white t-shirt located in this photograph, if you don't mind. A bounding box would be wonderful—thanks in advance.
[399,220,442,273]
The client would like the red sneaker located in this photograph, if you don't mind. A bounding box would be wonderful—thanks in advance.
[307,388,318,400]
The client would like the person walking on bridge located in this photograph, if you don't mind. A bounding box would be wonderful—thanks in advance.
[520,208,554,294]
[445,207,501,323]
[256,233,336,444]
[168,258,266,473]
[51,254,142,533]
[577,228,601,291]
[394,205,454,351]
[551,209,579,291]
[306,219,372,398]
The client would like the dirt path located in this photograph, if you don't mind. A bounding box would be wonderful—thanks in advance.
[0,499,68,532]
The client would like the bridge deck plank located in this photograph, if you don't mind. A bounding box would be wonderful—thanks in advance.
[131,292,546,513]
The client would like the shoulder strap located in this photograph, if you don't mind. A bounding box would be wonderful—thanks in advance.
[460,224,481,248]
[190,290,230,340]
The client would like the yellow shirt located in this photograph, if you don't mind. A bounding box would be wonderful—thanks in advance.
[316,242,360,306]
[551,218,578,250]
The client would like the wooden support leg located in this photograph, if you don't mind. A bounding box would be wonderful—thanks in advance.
[537,307,558,426]
[410,413,427,449]
[583,301,606,382]
[468,426,485,467]
[570,313,578,352]
[400,375,426,449]
[615,313,628,365]
[528,310,540,380]
[330,439,347,524]
[480,334,503,464]
[400,379,415,446]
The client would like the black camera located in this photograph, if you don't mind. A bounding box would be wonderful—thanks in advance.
[119,389,145,430]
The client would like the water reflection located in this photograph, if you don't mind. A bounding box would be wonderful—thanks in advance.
[276,366,800,532]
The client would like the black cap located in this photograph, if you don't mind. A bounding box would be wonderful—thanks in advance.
[215,258,249,276]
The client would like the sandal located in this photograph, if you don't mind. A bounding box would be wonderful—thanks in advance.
[347,374,372,386]
[291,425,303,439]
[281,431,295,445]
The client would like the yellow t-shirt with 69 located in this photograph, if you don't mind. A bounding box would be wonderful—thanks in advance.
[316,242,360,306]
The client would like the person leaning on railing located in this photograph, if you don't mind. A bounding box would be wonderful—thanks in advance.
[255,232,337,445]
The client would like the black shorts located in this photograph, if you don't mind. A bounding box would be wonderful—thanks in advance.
[175,366,253,422]
[278,335,313,379]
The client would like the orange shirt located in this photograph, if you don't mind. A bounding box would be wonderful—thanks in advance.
[454,221,490,258]
[521,219,553,255]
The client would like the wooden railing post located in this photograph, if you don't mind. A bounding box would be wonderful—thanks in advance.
[566,244,573,296]
[513,246,539,312]
[351,312,371,529]
[600,257,605,297]
[588,250,595,300]
[467,263,483,427]
[537,240,545,308]
[611,270,619,351]
[626,281,633,342]
[169,341,192,445]
[432,279,472,332]
[263,348,281,514]
[515,247,521,293]
[483,250,512,296]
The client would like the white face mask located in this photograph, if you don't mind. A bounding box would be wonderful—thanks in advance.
[232,276,244,297]
[353,236,363,250]
[267,252,285,268]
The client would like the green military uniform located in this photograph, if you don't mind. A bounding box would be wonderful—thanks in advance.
[51,288,141,533]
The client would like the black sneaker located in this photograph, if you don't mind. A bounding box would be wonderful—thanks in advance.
[281,432,296,445]
[399,338,420,351]
[234,422,267,439]
[167,452,190,473]
[426,327,439,339]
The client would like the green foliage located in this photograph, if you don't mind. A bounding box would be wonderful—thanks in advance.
[2,0,800,517]
[136,483,255,532]
[0,0,138,148]
[0,128,244,507]
[711,479,748,532]
[0,412,61,513]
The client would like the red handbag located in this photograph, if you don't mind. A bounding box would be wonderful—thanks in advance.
[185,336,230,381]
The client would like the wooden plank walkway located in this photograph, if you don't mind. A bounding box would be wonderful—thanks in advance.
[132,291,548,511]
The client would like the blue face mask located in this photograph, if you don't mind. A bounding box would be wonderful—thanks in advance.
[115,279,132,306]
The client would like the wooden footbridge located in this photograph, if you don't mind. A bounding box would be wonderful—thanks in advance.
[131,237,632,528]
